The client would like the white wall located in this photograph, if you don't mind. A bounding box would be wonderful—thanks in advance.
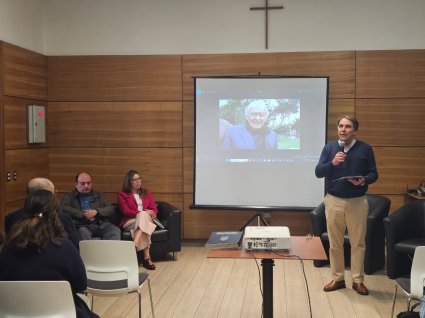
[1,0,425,55]
[0,0,45,53]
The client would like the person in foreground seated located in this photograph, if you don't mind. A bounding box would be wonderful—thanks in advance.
[4,177,79,249]
[61,172,121,241]
[117,169,157,270]
[0,190,99,318]
[315,115,378,296]
[221,101,278,150]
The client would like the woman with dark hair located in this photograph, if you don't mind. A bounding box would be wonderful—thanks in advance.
[117,169,157,270]
[0,189,99,318]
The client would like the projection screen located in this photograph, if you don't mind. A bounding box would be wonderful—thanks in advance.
[193,76,328,210]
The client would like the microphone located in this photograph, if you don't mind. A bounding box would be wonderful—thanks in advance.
[338,140,345,167]
[338,140,345,153]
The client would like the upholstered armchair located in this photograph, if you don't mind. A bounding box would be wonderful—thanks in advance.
[115,201,182,260]
[310,193,391,275]
[384,200,425,279]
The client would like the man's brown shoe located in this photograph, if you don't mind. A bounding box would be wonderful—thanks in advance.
[352,282,369,295]
[323,280,346,292]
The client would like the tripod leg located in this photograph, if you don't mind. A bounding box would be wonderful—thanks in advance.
[260,214,269,226]
[239,212,260,231]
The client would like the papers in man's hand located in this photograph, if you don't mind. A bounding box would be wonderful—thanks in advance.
[333,176,365,182]
[205,231,243,249]
[152,218,165,229]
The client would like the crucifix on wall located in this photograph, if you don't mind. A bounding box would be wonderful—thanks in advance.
[250,0,284,49]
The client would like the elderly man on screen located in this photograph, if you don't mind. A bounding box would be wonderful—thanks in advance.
[221,101,278,150]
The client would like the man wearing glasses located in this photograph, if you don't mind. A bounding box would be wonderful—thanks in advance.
[221,101,278,150]
[61,172,121,241]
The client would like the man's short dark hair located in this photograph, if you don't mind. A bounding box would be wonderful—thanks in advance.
[75,172,92,183]
[337,115,359,131]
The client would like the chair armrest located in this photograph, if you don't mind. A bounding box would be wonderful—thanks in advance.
[367,194,391,220]
[384,201,422,247]
[310,202,326,237]
[156,201,179,224]
[156,201,182,252]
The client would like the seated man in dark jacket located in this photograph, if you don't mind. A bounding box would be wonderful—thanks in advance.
[61,172,120,240]
[4,177,79,249]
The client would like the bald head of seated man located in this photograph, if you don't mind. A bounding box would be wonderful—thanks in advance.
[4,177,80,249]
[27,177,55,193]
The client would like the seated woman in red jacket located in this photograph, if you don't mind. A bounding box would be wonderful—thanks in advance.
[117,169,157,270]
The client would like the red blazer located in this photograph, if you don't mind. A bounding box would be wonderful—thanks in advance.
[117,190,158,227]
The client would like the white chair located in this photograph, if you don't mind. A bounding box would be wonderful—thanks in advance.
[0,280,76,318]
[390,245,425,317]
[79,240,155,318]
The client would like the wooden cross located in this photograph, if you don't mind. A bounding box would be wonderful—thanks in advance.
[250,0,284,49]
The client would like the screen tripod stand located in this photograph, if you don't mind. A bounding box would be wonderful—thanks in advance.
[240,210,270,231]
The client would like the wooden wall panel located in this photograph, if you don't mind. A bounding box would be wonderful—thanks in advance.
[47,55,182,101]
[48,102,182,147]
[1,42,47,231]
[0,42,4,228]
[81,189,183,211]
[5,148,49,203]
[183,194,312,239]
[369,147,425,197]
[182,51,355,101]
[183,148,193,194]
[357,50,425,98]
[49,147,182,195]
[42,49,425,240]
[5,199,24,215]
[184,194,255,239]
[3,42,47,100]
[4,96,47,149]
[1,46,421,238]
[183,101,194,147]
[356,99,425,146]
[386,194,404,214]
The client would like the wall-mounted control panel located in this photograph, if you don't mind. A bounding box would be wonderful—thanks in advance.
[28,105,46,143]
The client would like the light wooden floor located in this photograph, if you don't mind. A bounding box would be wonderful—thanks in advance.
[92,241,409,318]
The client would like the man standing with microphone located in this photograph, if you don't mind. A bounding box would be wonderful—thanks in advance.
[315,115,378,295]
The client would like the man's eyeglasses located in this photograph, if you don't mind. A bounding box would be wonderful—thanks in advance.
[131,177,142,182]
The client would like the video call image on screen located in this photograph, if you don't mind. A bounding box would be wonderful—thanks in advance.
[219,98,301,151]
[194,77,328,209]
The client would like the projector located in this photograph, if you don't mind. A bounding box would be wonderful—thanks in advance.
[244,226,291,251]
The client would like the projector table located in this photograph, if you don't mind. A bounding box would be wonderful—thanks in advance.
[207,236,327,318]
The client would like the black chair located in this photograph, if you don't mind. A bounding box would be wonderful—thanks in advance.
[113,201,182,260]
[384,200,425,279]
[310,193,391,275]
